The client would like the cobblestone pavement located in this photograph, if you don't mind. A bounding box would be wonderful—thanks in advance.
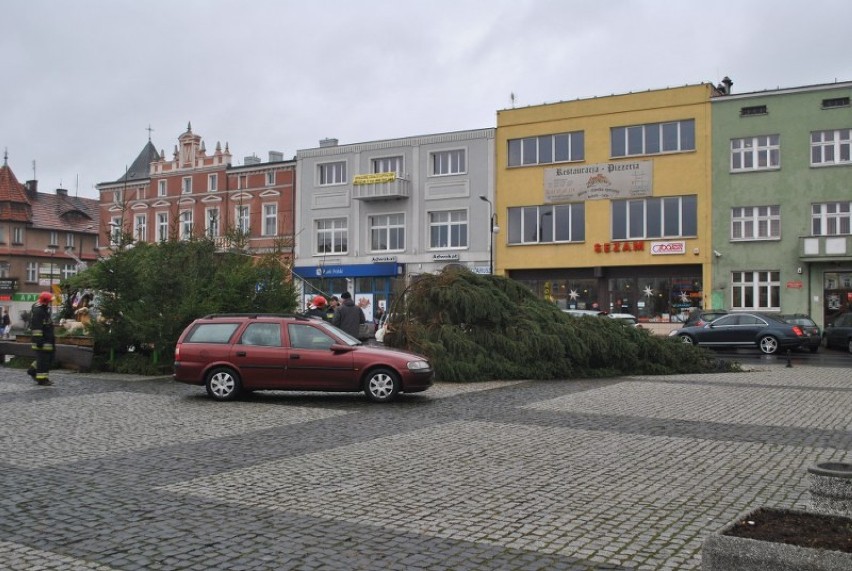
[0,361,850,570]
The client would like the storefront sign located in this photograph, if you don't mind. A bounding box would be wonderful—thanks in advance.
[594,241,645,254]
[544,160,652,203]
[293,262,402,279]
[0,278,18,292]
[353,172,396,185]
[650,241,686,255]
[371,256,397,263]
[786,280,804,289]
[432,253,459,261]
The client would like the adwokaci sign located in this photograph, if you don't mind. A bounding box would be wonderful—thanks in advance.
[544,160,652,203]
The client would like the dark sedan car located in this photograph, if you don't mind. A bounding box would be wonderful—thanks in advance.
[671,312,807,354]
[779,314,821,353]
[824,312,852,353]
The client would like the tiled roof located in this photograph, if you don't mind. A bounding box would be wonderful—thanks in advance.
[30,191,98,232]
[114,141,159,183]
[0,163,32,222]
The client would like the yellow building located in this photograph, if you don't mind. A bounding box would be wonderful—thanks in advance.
[495,83,718,323]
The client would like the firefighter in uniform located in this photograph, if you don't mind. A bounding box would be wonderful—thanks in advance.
[28,291,55,386]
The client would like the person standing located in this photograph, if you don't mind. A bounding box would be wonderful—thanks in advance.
[325,296,339,321]
[28,292,55,386]
[306,295,328,320]
[2,309,11,339]
[331,291,365,339]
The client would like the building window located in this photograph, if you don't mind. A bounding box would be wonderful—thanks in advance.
[134,214,147,242]
[507,203,585,244]
[263,204,277,236]
[612,195,697,239]
[731,271,780,310]
[508,132,585,166]
[61,263,77,280]
[12,227,23,244]
[812,202,852,235]
[208,174,218,192]
[740,105,768,117]
[611,120,695,157]
[318,161,347,185]
[238,175,248,190]
[732,206,781,240]
[49,231,58,246]
[0,262,8,278]
[811,129,851,165]
[182,177,192,194]
[266,171,275,186]
[316,218,347,254]
[158,180,167,197]
[157,212,169,242]
[0,225,4,244]
[65,233,74,248]
[730,135,780,172]
[236,205,250,234]
[206,208,219,238]
[822,97,850,109]
[110,217,122,245]
[180,210,193,240]
[373,156,403,175]
[26,262,37,283]
[370,214,405,252]
[431,149,466,176]
[429,210,468,249]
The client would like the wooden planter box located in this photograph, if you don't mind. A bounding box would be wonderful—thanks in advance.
[702,507,852,570]
[15,334,94,347]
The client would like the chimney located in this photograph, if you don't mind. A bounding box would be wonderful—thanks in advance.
[56,188,68,197]
[319,138,338,148]
[718,76,734,95]
[25,180,38,199]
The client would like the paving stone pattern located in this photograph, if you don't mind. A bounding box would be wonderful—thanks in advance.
[0,363,849,570]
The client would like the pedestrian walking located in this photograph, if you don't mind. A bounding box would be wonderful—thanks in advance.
[28,291,55,386]
[2,308,11,339]
[331,291,365,338]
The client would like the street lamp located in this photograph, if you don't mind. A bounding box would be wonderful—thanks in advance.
[43,247,57,290]
[478,195,499,274]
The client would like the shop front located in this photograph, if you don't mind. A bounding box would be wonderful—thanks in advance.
[823,270,852,325]
[509,264,703,323]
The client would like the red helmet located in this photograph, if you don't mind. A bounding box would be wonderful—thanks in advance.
[311,295,327,308]
[38,291,54,304]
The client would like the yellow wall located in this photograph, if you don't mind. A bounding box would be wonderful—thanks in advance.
[495,84,714,289]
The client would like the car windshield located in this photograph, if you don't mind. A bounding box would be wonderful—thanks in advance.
[316,320,362,346]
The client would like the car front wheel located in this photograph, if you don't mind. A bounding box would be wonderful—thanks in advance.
[678,334,696,346]
[205,367,242,401]
[759,335,779,355]
[364,368,400,403]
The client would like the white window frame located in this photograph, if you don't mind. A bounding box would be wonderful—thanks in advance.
[611,120,695,157]
[12,227,23,244]
[508,132,585,166]
[158,180,167,197]
[65,233,75,248]
[430,149,466,176]
[316,218,348,254]
[61,263,77,280]
[372,156,404,175]
[236,205,250,234]
[811,128,852,166]
[156,212,169,242]
[811,202,852,235]
[369,213,405,252]
[134,214,147,242]
[318,161,347,186]
[49,231,58,246]
[730,135,780,172]
[611,196,697,240]
[731,206,781,241]
[208,173,218,192]
[731,270,780,310]
[263,204,277,237]
[110,216,122,245]
[266,171,275,186]
[205,208,219,238]
[182,177,192,194]
[180,210,193,240]
[429,209,468,250]
[26,261,38,283]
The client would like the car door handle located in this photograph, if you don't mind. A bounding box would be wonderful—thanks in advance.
[236,351,246,357]
[290,354,300,359]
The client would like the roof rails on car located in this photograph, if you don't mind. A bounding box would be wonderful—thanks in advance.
[201,313,311,321]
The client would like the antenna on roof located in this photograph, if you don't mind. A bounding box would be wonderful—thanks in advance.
[32,159,36,180]
[510,92,516,108]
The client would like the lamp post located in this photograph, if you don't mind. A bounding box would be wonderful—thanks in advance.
[478,195,498,275]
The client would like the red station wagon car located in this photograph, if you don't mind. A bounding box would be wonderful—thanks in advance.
[173,314,434,402]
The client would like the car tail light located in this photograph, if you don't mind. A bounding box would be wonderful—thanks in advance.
[792,326,804,337]
[174,344,181,359]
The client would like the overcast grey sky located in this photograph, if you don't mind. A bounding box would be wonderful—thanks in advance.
[3,0,851,199]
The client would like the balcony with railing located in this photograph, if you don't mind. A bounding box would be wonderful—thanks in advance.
[799,235,852,261]
[351,173,411,201]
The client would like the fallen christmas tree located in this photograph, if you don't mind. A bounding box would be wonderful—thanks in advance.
[382,267,737,382]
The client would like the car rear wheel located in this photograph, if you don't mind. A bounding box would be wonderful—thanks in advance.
[363,368,400,403]
[758,335,779,355]
[847,338,852,354]
[678,334,696,346]
[205,367,242,401]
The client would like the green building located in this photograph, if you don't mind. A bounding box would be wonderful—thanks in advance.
[711,80,852,328]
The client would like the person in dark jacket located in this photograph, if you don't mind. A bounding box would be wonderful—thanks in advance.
[325,296,339,321]
[28,291,55,386]
[331,291,365,339]
[306,295,328,320]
